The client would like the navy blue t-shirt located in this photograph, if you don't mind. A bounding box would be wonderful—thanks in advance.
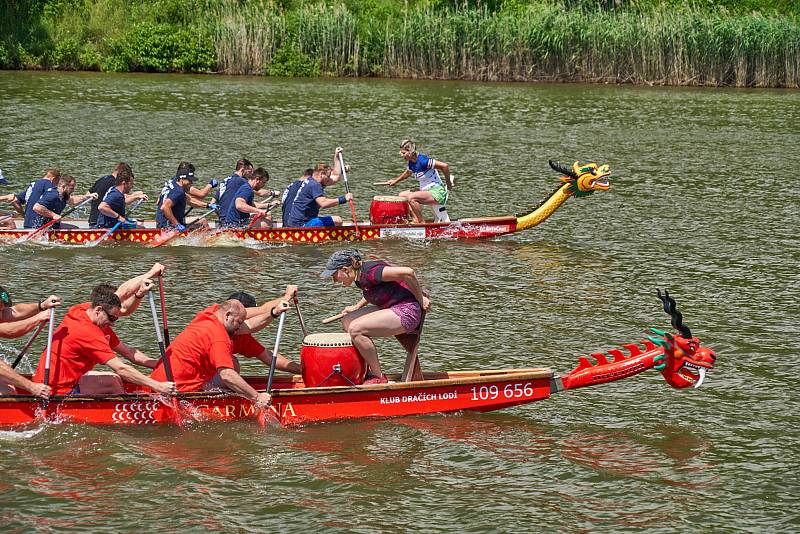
[223,182,255,227]
[156,179,187,228]
[286,179,325,228]
[217,174,245,222]
[281,179,306,223]
[89,174,115,225]
[23,179,57,228]
[29,187,67,229]
[96,187,126,228]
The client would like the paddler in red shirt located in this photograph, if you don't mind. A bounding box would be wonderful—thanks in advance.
[32,281,176,396]
[150,299,272,407]
[226,287,301,375]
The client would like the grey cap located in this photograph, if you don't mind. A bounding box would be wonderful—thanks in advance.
[320,249,362,278]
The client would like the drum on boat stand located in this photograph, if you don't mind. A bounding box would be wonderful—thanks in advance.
[369,196,409,224]
[300,333,368,387]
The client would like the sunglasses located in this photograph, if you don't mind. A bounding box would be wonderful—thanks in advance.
[0,289,11,307]
[102,307,119,323]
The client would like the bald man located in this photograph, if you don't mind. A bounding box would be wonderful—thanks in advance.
[150,299,270,407]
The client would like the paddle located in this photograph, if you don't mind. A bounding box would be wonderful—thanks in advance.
[258,310,287,428]
[11,321,46,369]
[24,195,95,242]
[149,205,217,248]
[0,214,14,224]
[322,311,346,325]
[85,198,144,248]
[158,276,170,347]
[293,295,308,339]
[147,290,184,428]
[41,306,56,414]
[337,151,360,237]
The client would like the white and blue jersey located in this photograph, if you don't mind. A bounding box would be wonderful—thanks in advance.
[156,179,187,228]
[96,187,126,228]
[23,179,57,228]
[407,153,443,191]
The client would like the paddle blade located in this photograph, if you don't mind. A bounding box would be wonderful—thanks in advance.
[258,406,280,428]
[171,398,185,429]
[149,229,179,248]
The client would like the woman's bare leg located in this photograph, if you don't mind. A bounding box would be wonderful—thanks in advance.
[343,307,406,376]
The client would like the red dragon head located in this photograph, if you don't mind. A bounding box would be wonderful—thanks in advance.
[652,289,716,389]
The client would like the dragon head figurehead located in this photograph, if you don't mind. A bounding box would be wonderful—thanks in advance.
[649,289,716,389]
[548,159,611,197]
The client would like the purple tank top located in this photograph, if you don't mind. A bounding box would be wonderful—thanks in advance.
[356,260,416,309]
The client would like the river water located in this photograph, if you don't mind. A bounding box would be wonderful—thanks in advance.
[0,71,798,532]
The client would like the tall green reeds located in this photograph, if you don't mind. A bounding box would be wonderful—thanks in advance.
[1,0,798,87]
[207,1,800,87]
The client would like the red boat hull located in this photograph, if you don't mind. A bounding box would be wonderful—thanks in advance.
[0,369,553,427]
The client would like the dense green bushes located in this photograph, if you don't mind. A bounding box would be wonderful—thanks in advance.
[0,0,798,86]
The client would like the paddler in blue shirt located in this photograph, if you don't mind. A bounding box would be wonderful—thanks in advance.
[216,158,280,223]
[156,162,214,232]
[96,166,147,229]
[30,174,96,229]
[221,167,278,228]
[22,169,61,228]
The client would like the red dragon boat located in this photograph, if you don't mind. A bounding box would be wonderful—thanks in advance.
[0,160,610,246]
[0,291,715,428]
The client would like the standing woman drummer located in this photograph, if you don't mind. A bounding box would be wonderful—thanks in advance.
[387,139,454,223]
[321,249,430,385]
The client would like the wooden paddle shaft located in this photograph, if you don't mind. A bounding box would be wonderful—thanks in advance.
[322,312,346,324]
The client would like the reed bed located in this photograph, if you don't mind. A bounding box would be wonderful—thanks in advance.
[209,1,800,87]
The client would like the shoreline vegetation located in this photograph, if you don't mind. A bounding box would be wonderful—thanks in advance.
[1,1,798,88]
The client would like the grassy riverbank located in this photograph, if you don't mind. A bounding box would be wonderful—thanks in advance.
[1,0,798,87]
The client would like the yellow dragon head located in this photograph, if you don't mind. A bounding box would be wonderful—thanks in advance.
[549,160,611,196]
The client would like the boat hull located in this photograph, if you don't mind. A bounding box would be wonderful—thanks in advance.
[0,217,519,244]
[0,369,553,427]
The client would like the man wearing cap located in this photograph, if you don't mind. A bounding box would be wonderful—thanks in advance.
[321,249,430,384]
[285,152,351,228]
[149,299,272,407]
[0,287,59,397]
[156,161,214,232]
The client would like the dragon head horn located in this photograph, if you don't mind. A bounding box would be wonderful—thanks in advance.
[548,159,578,179]
[656,288,692,339]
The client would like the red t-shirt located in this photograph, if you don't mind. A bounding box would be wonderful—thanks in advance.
[150,304,236,392]
[232,333,265,359]
[33,302,120,395]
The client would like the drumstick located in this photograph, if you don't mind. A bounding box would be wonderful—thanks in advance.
[322,312,346,324]
[373,181,392,186]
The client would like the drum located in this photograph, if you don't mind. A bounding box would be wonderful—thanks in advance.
[300,332,367,387]
[370,195,409,224]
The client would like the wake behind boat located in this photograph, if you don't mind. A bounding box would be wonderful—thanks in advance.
[0,160,611,246]
[0,291,715,428]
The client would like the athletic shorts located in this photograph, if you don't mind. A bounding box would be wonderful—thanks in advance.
[425,184,448,205]
[389,300,422,333]
[303,216,335,227]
